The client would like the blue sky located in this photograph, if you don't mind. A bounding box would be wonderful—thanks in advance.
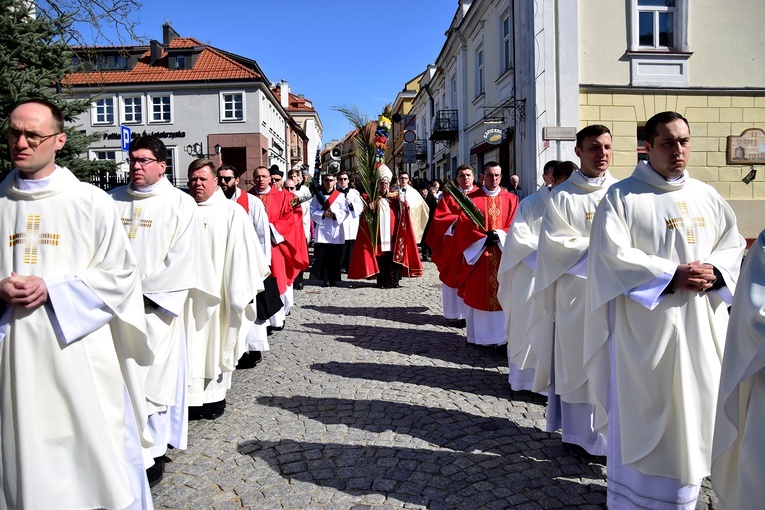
[86,0,457,148]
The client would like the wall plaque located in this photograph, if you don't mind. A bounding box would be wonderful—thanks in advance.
[727,128,765,164]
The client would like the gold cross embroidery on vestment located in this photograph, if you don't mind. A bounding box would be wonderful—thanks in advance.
[121,207,153,239]
[666,201,706,244]
[9,214,60,264]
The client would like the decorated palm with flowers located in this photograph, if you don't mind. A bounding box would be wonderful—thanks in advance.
[333,104,392,251]
[374,115,391,168]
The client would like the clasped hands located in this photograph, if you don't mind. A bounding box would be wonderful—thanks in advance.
[0,272,48,309]
[673,260,717,293]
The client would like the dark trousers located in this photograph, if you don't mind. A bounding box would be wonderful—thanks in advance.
[376,251,401,288]
[312,242,343,283]
[341,239,355,271]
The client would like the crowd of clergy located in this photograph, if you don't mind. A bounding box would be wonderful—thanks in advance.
[1,98,764,510]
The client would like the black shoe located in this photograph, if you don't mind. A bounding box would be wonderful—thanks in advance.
[236,352,257,369]
[266,326,273,336]
[251,351,262,364]
[295,282,304,290]
[322,280,330,287]
[146,455,165,487]
[207,399,226,420]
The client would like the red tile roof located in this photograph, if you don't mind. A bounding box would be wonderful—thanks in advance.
[63,37,262,86]
[271,88,316,113]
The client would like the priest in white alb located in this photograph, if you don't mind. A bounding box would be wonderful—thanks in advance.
[497,160,558,392]
[584,112,745,509]
[217,164,271,369]
[712,228,765,510]
[0,99,154,509]
[529,125,616,457]
[110,135,209,486]
[186,159,269,420]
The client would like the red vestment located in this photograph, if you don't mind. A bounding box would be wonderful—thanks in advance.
[452,188,518,311]
[255,188,308,294]
[425,186,479,288]
[349,194,423,280]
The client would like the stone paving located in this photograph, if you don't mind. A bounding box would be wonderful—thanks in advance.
[151,263,717,509]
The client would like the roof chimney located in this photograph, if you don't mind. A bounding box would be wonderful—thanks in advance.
[162,22,180,47]
[150,40,163,65]
[279,80,290,109]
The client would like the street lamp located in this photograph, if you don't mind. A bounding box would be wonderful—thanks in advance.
[185,142,222,158]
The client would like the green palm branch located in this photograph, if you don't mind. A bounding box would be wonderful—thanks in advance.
[334,104,381,251]
[445,180,486,232]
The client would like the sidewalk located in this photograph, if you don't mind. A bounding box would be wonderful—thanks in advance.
[151,263,715,509]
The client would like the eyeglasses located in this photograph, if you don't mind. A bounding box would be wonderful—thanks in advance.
[285,186,296,190]
[219,176,235,182]
[7,128,61,147]
[271,177,283,182]
[322,178,334,182]
[127,157,158,167]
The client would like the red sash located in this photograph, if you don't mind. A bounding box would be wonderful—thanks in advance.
[235,189,249,213]
[322,189,341,211]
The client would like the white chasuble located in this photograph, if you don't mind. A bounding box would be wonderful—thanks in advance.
[188,190,269,406]
[585,162,744,484]
[497,188,549,377]
[712,229,765,509]
[399,187,430,243]
[110,177,200,411]
[529,171,617,400]
[0,167,153,509]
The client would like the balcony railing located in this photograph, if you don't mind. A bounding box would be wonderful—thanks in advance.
[430,109,458,141]
[414,140,428,160]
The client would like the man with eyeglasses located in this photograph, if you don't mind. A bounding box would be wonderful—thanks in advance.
[186,159,268,421]
[310,173,349,287]
[0,98,154,508]
[253,166,309,331]
[109,135,205,487]
[336,171,364,272]
[269,165,284,190]
[217,164,271,369]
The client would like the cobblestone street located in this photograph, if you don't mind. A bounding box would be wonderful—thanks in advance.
[151,263,716,509]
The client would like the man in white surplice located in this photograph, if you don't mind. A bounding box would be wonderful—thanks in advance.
[186,159,269,420]
[584,111,744,509]
[310,173,349,286]
[0,99,154,509]
[497,159,559,393]
[110,135,205,487]
[529,125,617,457]
[217,164,271,370]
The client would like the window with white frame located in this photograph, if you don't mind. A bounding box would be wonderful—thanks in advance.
[638,0,675,49]
[450,76,457,109]
[630,0,688,51]
[220,91,244,122]
[628,0,689,86]
[164,147,176,184]
[475,47,484,98]
[92,150,117,161]
[120,95,143,124]
[92,97,116,125]
[148,93,173,123]
[501,14,513,73]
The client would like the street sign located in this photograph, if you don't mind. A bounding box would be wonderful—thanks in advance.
[403,142,416,163]
[403,130,417,143]
[542,126,577,141]
[120,126,132,151]
[403,114,416,131]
